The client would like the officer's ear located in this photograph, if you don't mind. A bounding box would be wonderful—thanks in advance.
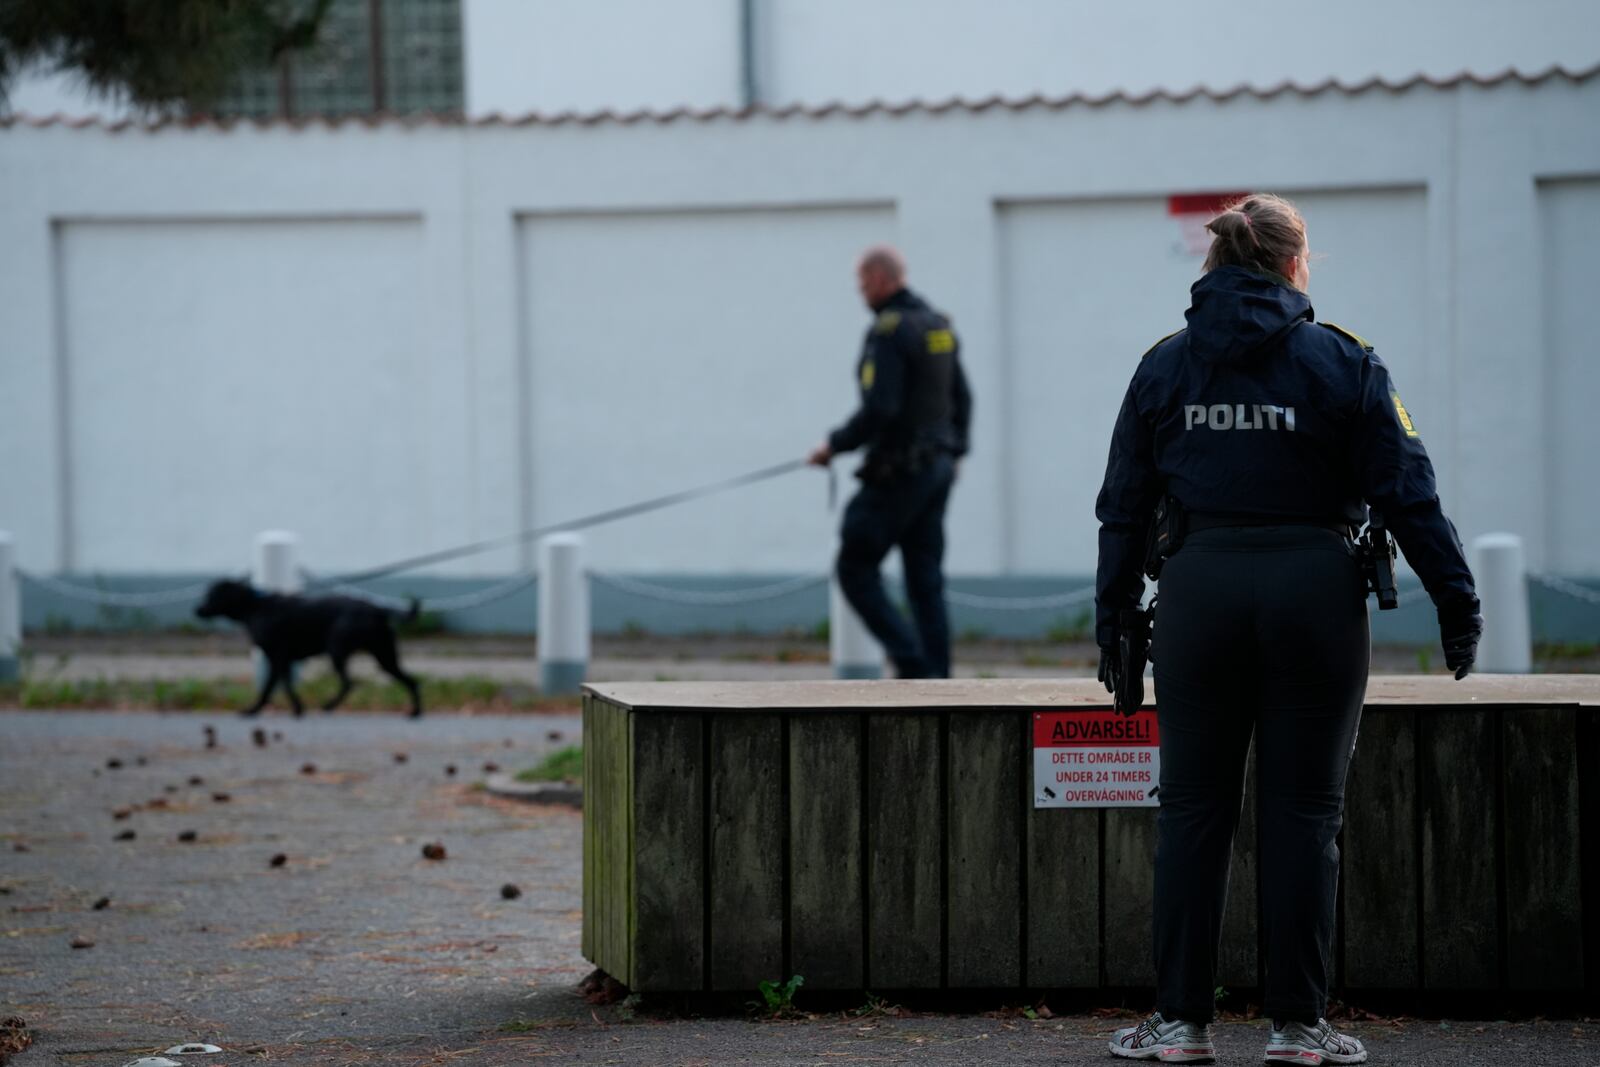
[1283,250,1310,292]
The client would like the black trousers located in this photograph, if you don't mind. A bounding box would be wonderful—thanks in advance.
[1151,525,1369,1025]
[835,455,955,678]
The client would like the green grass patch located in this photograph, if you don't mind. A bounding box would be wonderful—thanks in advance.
[1045,608,1093,644]
[0,674,578,713]
[1535,641,1600,660]
[515,745,583,784]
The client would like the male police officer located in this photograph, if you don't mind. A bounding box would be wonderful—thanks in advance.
[808,246,972,678]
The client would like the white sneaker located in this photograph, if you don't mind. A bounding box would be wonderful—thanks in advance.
[1108,1012,1217,1062]
[1263,1019,1368,1064]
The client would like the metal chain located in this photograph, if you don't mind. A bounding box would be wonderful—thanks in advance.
[17,571,214,608]
[298,568,539,614]
[588,571,828,606]
[942,584,1098,611]
[1530,572,1600,607]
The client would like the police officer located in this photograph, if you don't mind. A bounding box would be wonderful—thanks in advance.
[808,246,972,679]
[1097,194,1481,1065]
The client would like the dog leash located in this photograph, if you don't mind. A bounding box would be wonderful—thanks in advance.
[304,458,835,589]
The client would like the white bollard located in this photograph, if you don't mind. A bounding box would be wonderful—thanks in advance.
[538,533,589,695]
[830,577,884,680]
[253,531,302,687]
[0,532,18,683]
[254,530,302,595]
[1472,532,1532,674]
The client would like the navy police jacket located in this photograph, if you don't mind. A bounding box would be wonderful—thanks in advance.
[1094,266,1478,647]
[829,288,973,468]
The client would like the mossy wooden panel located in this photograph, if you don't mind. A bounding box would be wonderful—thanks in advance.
[582,694,595,964]
[582,695,633,985]
[1344,708,1419,989]
[1503,708,1582,989]
[610,698,634,986]
[1421,710,1497,989]
[1103,809,1158,987]
[866,711,943,988]
[790,714,864,989]
[708,714,784,991]
[631,712,705,992]
[947,711,1022,987]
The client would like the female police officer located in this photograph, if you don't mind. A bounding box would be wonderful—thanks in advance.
[1096,194,1482,1064]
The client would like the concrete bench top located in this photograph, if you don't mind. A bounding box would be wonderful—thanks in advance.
[587,674,1600,711]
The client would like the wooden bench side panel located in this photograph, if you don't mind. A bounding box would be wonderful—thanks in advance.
[790,713,865,989]
[866,711,944,988]
[946,711,1023,987]
[631,712,706,992]
[707,714,785,991]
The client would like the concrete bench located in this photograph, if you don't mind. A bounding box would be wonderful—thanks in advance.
[581,676,1599,995]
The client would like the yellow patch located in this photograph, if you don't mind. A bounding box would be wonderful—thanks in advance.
[873,310,902,335]
[860,359,876,391]
[926,329,955,354]
[1141,329,1183,359]
[1320,322,1373,350]
[1392,393,1419,438]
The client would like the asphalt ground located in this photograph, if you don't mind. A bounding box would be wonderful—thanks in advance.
[2,710,1597,1067]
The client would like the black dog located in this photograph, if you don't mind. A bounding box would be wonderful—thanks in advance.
[195,579,423,718]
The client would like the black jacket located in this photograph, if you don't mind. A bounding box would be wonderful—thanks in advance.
[828,288,972,468]
[1094,266,1478,646]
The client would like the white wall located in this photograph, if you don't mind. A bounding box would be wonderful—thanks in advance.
[763,0,1600,107]
[463,0,741,116]
[3,75,1599,580]
[465,0,1600,117]
[57,218,440,572]
[11,1,1594,121]
[517,203,892,572]
[1540,179,1600,573]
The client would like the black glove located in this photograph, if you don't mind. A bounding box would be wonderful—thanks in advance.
[1438,604,1484,680]
[1099,640,1146,717]
[1098,646,1119,695]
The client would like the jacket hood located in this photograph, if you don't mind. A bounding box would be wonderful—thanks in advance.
[1183,266,1312,365]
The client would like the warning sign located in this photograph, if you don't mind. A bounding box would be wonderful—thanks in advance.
[1033,710,1160,808]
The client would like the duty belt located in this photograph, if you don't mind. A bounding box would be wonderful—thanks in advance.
[1185,513,1354,539]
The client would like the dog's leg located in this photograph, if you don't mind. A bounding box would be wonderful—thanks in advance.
[323,652,354,713]
[278,662,306,718]
[373,635,423,719]
[242,662,280,717]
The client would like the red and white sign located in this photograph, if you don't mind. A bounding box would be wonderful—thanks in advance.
[1033,710,1160,808]
[1169,192,1249,256]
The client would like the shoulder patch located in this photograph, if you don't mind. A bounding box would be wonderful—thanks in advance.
[1319,322,1373,350]
[873,310,902,335]
[1141,329,1184,359]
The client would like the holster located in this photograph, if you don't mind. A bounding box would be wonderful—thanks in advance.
[1356,512,1400,610]
[1143,495,1186,581]
[1115,605,1152,716]
[855,442,935,485]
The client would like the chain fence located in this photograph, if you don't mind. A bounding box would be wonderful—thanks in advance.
[16,571,215,609]
[17,565,1600,623]
[588,571,828,606]
[1531,572,1600,608]
[297,568,539,615]
[943,584,1097,611]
